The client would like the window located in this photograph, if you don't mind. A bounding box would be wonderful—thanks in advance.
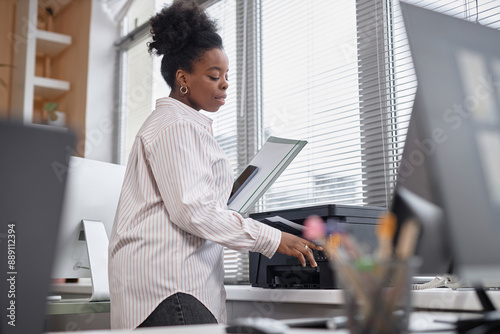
[203,0,239,173]
[259,1,363,211]
[116,1,158,162]
[122,36,153,161]
[117,0,239,167]
[116,0,500,283]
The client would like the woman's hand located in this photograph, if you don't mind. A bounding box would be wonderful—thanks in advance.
[276,232,324,267]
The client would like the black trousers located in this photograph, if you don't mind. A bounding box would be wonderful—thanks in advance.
[137,292,218,328]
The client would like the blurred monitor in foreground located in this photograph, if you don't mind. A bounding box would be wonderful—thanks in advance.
[0,121,75,334]
[398,2,500,287]
[391,91,452,277]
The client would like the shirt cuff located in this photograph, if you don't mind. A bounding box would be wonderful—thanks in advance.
[250,223,281,259]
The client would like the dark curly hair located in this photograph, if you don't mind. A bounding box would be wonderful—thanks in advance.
[148,0,223,89]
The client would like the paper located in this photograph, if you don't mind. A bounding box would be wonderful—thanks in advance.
[266,216,305,231]
[228,136,307,214]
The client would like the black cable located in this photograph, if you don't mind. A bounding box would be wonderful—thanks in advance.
[465,320,500,334]
[474,285,496,312]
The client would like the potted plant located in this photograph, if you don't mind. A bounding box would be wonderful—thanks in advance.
[43,102,66,127]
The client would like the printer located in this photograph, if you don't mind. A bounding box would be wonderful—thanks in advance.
[249,204,385,289]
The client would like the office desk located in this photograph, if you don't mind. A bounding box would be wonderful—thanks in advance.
[226,286,500,319]
[46,323,337,334]
[47,312,464,334]
[227,285,500,311]
[47,300,109,315]
[45,284,500,331]
[47,283,500,313]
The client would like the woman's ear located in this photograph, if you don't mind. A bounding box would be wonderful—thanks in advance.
[175,69,189,88]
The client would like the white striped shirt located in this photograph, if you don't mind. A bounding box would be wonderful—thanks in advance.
[108,97,281,330]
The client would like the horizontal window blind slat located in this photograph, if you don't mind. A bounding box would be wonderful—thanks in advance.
[118,0,500,287]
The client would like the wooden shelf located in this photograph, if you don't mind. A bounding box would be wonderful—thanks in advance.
[11,0,89,155]
[33,76,70,99]
[36,29,72,56]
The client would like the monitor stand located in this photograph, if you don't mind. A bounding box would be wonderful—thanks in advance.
[49,220,110,303]
[81,219,110,302]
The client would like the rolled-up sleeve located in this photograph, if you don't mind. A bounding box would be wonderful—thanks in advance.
[146,120,281,259]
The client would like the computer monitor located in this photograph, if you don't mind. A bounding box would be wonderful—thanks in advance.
[51,156,126,301]
[400,2,500,287]
[0,121,75,334]
[391,90,453,277]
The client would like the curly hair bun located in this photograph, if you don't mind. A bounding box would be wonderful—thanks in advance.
[148,0,218,57]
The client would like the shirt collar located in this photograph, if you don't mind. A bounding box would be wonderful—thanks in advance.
[156,97,213,128]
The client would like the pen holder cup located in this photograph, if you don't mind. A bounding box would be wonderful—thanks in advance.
[334,257,420,334]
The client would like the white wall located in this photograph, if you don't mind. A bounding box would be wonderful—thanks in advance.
[84,0,120,163]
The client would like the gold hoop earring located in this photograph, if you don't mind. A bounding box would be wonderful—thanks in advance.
[180,86,188,95]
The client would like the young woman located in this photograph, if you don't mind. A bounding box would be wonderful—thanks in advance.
[108,0,322,329]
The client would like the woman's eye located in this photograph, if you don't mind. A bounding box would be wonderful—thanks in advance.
[209,76,219,81]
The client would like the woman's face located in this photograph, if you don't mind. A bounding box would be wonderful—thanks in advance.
[183,48,229,112]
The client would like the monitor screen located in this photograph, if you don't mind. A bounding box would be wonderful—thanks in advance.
[52,156,125,282]
[391,92,452,276]
[400,2,500,286]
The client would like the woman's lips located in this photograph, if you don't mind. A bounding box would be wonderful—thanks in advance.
[215,95,226,105]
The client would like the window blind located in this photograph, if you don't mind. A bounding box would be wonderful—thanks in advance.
[117,0,244,284]
[117,1,157,163]
[117,0,500,284]
[204,0,247,285]
[206,0,500,284]
[259,1,365,210]
[382,0,500,204]
[121,35,153,161]
[257,0,500,211]
[203,0,239,171]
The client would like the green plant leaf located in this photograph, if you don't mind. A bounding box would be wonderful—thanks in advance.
[43,102,59,112]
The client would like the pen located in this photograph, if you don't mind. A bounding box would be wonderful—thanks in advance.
[395,218,420,261]
[375,212,397,262]
[379,218,421,329]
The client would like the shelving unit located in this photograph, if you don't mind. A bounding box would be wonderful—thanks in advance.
[10,0,91,155]
[34,30,72,101]
[33,12,72,124]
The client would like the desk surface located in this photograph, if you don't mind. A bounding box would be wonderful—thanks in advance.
[46,312,463,334]
[47,284,500,315]
[46,284,498,333]
[47,299,110,315]
[227,285,500,312]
